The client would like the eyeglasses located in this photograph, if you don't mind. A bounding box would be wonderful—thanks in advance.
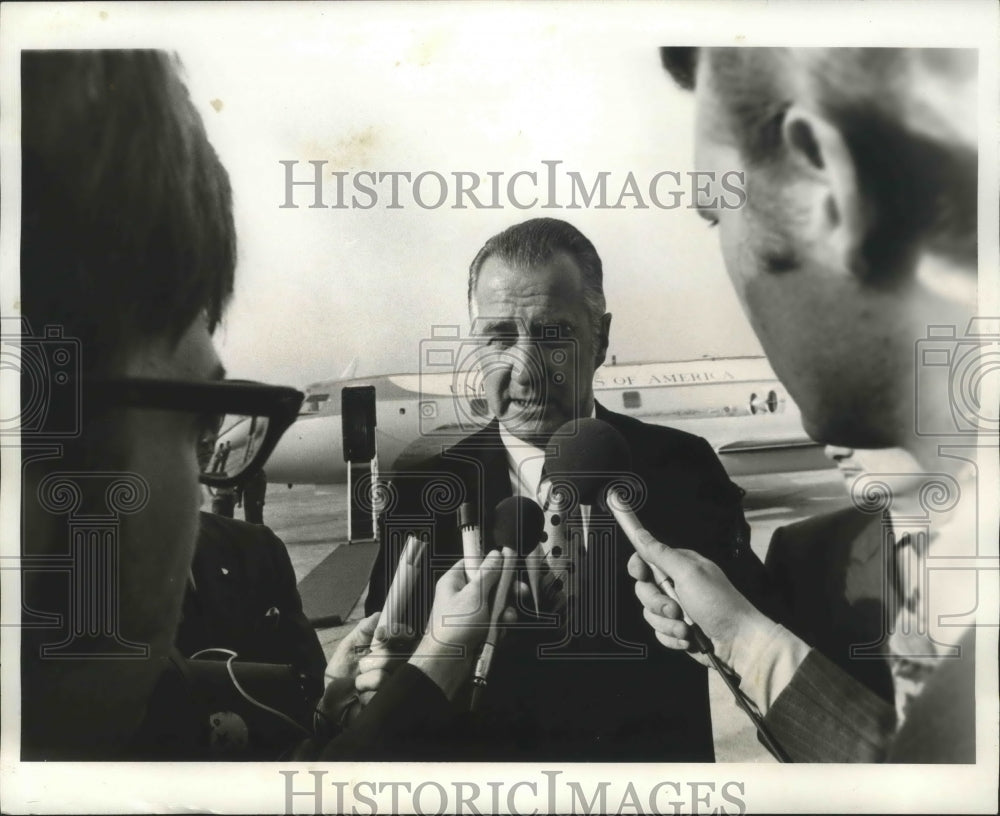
[88,378,304,487]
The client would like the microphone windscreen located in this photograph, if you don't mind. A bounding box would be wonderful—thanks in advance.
[492,495,545,556]
[544,418,632,504]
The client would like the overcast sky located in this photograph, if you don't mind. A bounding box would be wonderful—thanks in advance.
[167,7,763,388]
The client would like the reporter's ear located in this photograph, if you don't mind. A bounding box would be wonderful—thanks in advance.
[780,105,869,278]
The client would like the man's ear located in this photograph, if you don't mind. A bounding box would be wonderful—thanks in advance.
[781,105,869,276]
[593,313,612,368]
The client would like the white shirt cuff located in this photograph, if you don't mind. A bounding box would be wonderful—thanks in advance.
[730,619,812,716]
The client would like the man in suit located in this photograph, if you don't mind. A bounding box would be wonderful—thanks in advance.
[364,217,773,760]
[630,47,982,763]
[176,511,328,701]
[766,507,894,704]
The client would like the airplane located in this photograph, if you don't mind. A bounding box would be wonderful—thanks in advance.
[236,355,833,486]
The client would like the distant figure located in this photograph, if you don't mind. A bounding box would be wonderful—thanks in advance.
[242,467,268,525]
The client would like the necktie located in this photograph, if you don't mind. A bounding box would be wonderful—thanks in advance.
[888,528,942,725]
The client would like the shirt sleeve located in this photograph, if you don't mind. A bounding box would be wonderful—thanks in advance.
[730,619,812,715]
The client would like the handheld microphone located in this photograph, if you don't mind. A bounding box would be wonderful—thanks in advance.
[374,533,427,646]
[458,501,483,579]
[359,533,427,706]
[470,546,516,712]
[491,496,545,615]
[545,418,789,762]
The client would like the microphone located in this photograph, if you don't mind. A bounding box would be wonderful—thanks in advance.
[375,533,427,645]
[359,533,427,706]
[469,497,544,711]
[545,418,790,762]
[470,547,516,712]
[544,418,711,649]
[491,496,545,615]
[458,501,483,579]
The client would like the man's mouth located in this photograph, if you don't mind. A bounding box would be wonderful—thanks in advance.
[510,398,544,413]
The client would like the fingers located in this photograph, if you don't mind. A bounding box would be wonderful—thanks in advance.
[633,580,682,619]
[653,629,694,653]
[339,612,379,652]
[512,579,532,606]
[352,612,379,641]
[355,669,393,694]
[358,648,410,675]
[627,551,653,582]
[635,534,705,583]
[642,606,691,649]
[462,549,503,607]
[475,548,504,587]
[436,557,470,595]
[372,622,418,648]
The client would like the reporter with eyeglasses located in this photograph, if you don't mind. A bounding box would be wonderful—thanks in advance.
[18,50,507,761]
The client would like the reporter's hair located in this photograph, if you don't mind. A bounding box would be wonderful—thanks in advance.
[468,218,607,341]
[660,46,977,271]
[21,50,236,377]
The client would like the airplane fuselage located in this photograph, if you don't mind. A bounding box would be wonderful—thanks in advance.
[257,357,829,485]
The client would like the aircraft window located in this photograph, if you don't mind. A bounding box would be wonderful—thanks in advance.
[399,407,406,415]
[622,391,641,409]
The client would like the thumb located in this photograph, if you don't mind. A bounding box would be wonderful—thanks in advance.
[470,549,503,594]
[437,557,470,595]
[349,613,380,648]
[630,528,689,580]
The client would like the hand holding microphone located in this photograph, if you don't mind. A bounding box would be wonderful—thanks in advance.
[547,418,789,760]
[356,534,426,704]
[413,550,516,701]
[469,497,541,710]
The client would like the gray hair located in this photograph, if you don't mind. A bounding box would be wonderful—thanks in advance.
[467,218,607,342]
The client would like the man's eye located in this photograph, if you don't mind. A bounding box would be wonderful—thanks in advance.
[488,334,517,347]
[705,218,719,229]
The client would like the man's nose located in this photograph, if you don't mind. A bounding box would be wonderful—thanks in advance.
[509,338,543,387]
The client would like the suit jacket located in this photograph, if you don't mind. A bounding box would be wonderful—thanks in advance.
[766,507,898,703]
[176,512,327,702]
[364,403,775,761]
[764,509,976,762]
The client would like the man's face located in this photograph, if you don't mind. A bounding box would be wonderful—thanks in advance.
[689,54,913,448]
[120,313,224,661]
[472,253,609,446]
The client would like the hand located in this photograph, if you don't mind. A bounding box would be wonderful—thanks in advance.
[410,549,517,699]
[628,553,695,636]
[316,613,379,731]
[354,619,421,704]
[626,533,773,670]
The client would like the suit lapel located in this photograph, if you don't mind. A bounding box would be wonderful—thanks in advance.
[443,420,511,548]
[844,511,892,607]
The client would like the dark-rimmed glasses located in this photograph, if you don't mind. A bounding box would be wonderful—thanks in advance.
[89,378,304,487]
